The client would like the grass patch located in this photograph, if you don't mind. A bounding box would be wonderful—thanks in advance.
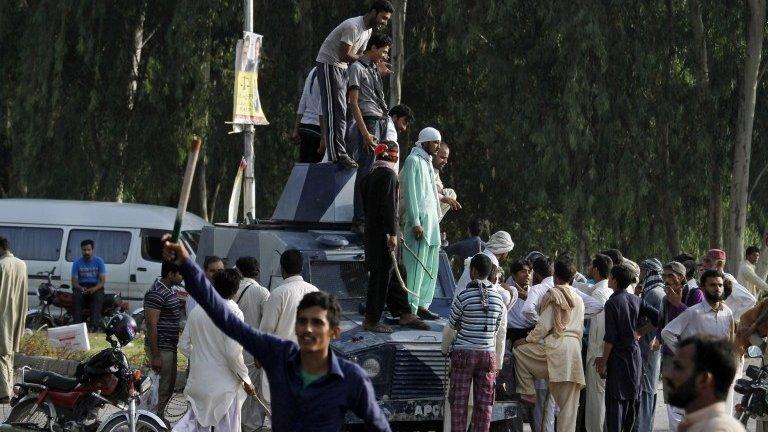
[19,330,188,370]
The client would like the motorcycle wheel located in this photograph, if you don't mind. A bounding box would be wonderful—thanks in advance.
[99,414,167,432]
[25,314,53,331]
[4,398,54,428]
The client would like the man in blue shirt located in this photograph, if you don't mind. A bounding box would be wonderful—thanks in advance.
[71,239,107,331]
[161,235,390,432]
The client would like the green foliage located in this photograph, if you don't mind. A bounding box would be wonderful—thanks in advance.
[1,0,766,264]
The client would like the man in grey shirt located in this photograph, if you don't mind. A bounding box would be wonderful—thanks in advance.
[348,32,392,230]
[315,0,393,169]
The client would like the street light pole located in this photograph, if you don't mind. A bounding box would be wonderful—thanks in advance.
[242,0,256,222]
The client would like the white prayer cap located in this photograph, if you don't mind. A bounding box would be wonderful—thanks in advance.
[416,127,441,144]
[486,231,515,255]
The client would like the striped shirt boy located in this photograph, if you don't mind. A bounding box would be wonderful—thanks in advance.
[449,280,506,351]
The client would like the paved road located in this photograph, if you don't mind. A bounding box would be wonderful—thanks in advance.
[0,380,759,431]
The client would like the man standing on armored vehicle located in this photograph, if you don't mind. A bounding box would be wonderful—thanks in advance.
[401,127,443,320]
[361,141,429,333]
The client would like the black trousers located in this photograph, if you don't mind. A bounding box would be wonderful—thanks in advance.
[365,257,411,323]
[73,286,104,329]
[506,327,534,344]
[605,395,639,432]
[298,123,323,163]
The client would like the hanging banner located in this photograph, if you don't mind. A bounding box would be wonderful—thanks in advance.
[232,32,269,126]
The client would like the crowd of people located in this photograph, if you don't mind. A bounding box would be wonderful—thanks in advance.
[3,1,768,432]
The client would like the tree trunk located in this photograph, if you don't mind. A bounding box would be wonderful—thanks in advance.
[660,125,682,255]
[389,0,407,107]
[115,1,147,202]
[757,225,768,279]
[727,0,765,273]
[197,156,209,221]
[689,0,722,248]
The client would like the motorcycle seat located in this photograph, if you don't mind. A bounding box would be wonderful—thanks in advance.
[24,370,78,391]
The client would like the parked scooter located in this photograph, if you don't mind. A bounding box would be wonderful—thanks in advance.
[4,314,166,432]
[26,267,129,330]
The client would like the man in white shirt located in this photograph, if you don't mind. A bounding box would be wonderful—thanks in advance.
[291,67,324,163]
[661,336,745,432]
[662,269,738,430]
[233,256,270,432]
[522,257,603,323]
[579,254,615,432]
[701,248,756,320]
[315,1,393,168]
[738,246,768,298]
[177,269,254,432]
[258,249,319,426]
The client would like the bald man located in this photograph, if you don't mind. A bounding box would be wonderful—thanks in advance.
[432,142,461,221]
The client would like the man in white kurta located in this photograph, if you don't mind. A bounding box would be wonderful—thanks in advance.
[233,257,270,432]
[257,250,319,424]
[661,269,739,430]
[575,255,614,432]
[514,275,586,432]
[738,246,768,298]
[0,238,28,402]
[176,275,252,432]
[701,249,756,320]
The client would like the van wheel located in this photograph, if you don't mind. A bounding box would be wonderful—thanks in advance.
[490,418,524,432]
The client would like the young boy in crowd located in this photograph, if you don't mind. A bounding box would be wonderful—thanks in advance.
[442,254,507,432]
[596,265,660,432]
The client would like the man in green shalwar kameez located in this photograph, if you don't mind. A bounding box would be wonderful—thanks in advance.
[401,127,442,320]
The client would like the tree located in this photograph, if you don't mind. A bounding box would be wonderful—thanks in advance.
[726,0,766,273]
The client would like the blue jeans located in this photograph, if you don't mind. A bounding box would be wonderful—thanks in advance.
[638,349,661,432]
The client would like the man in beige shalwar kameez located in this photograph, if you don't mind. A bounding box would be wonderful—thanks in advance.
[513,258,585,432]
[0,237,28,403]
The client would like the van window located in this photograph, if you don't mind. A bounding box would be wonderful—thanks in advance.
[66,230,131,264]
[0,226,62,261]
[181,230,201,253]
[140,229,166,262]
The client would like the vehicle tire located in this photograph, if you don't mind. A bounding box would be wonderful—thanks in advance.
[24,314,53,331]
[4,398,54,428]
[99,413,167,432]
[490,418,524,432]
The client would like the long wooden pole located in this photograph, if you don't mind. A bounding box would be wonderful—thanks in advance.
[172,136,202,241]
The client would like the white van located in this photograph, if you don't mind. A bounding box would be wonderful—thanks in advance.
[0,199,210,310]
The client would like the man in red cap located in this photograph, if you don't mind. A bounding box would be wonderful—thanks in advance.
[360,141,428,333]
[701,249,756,320]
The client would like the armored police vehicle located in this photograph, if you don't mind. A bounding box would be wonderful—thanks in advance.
[196,163,521,431]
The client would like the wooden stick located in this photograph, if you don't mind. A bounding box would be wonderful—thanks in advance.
[391,251,419,298]
[172,136,202,242]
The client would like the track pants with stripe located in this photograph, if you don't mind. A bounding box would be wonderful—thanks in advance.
[316,62,350,162]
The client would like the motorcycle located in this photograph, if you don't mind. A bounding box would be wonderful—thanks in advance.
[26,267,129,330]
[734,346,768,425]
[4,315,165,432]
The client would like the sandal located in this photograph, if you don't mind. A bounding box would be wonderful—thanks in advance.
[363,321,393,333]
[399,318,431,330]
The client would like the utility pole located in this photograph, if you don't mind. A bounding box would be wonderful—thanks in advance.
[242,0,256,221]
